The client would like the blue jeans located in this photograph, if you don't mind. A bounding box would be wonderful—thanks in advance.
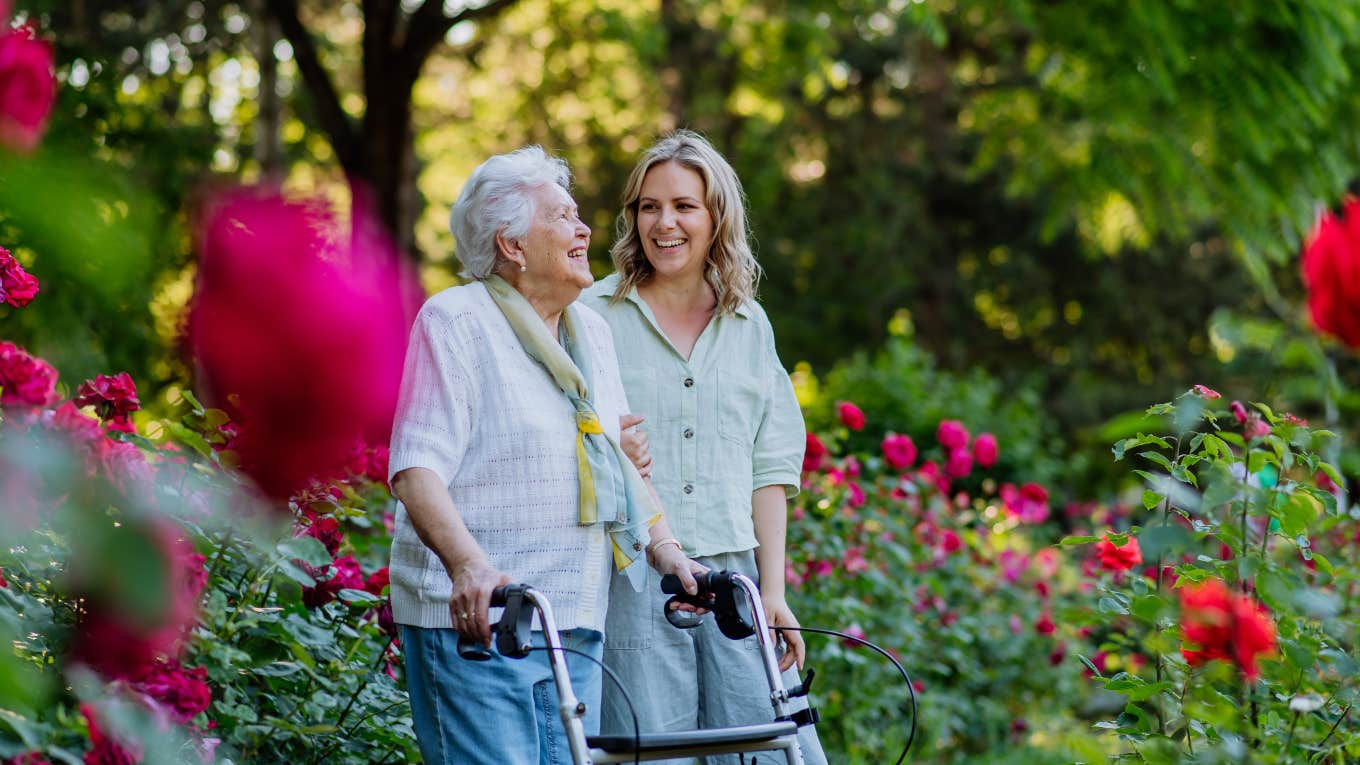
[401,625,604,765]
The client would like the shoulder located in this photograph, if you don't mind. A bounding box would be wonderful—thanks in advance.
[417,282,491,322]
[579,273,622,309]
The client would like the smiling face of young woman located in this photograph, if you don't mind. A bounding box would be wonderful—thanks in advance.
[636,161,715,287]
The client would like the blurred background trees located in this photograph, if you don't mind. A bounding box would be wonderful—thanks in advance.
[5,0,1360,492]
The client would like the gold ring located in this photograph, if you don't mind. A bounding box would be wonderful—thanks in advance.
[458,612,469,620]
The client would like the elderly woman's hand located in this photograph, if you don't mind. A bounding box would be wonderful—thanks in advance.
[448,556,513,646]
[649,542,709,597]
[619,413,652,478]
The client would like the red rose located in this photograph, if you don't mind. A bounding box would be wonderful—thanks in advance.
[302,554,365,608]
[129,660,212,724]
[295,513,343,557]
[364,566,390,595]
[0,341,57,407]
[75,372,141,424]
[0,565,7,588]
[80,704,142,765]
[802,432,827,473]
[1179,578,1277,681]
[1095,533,1143,571]
[881,433,917,470]
[1191,384,1221,400]
[1301,198,1360,349]
[944,447,972,478]
[972,432,998,468]
[1035,612,1055,636]
[186,189,420,501]
[836,401,865,431]
[0,246,39,307]
[0,25,56,154]
[936,419,969,451]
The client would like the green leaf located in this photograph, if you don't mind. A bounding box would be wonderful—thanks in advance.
[1059,535,1098,546]
[1138,525,1192,561]
[277,559,318,587]
[166,422,214,458]
[337,588,380,605]
[1278,493,1319,537]
[1141,490,1162,510]
[278,536,333,567]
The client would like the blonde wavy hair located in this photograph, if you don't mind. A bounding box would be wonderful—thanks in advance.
[608,130,761,314]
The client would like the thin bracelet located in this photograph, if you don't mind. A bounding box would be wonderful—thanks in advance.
[647,537,683,555]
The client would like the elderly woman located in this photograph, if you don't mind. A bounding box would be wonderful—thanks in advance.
[388,145,701,765]
[582,131,827,764]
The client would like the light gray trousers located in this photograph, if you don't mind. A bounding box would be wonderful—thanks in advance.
[600,549,828,765]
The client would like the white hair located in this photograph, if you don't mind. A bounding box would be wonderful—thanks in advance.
[449,146,572,280]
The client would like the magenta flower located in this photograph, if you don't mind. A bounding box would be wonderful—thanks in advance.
[972,432,998,468]
[944,447,972,479]
[881,433,917,470]
[0,24,56,154]
[836,401,866,431]
[1191,384,1221,400]
[75,372,141,425]
[936,419,969,451]
[0,246,39,307]
[186,189,420,501]
[0,341,57,407]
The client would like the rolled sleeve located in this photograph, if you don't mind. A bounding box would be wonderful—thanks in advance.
[751,342,805,498]
[387,306,472,487]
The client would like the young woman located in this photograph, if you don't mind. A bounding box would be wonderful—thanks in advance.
[582,131,826,764]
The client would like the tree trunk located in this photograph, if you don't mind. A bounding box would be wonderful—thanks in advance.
[252,0,284,176]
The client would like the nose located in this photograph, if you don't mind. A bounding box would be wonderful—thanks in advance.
[657,205,677,229]
[575,216,591,239]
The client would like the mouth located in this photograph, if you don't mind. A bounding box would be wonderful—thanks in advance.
[654,238,686,249]
[567,247,587,260]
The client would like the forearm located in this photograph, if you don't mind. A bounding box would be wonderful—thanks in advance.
[391,467,487,575]
[752,484,790,601]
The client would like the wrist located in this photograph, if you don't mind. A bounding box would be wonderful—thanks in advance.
[646,537,685,567]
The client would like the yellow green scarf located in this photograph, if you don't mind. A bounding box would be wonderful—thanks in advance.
[484,276,658,591]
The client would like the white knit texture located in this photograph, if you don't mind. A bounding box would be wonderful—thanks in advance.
[387,282,627,632]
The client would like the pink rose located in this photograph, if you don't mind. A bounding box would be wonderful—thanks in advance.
[836,401,865,431]
[846,482,865,508]
[881,433,917,471]
[972,432,998,468]
[841,623,866,649]
[1244,414,1271,440]
[75,372,141,423]
[1191,384,1221,400]
[1230,400,1249,424]
[186,189,420,501]
[0,25,56,154]
[0,246,39,307]
[81,704,142,765]
[295,513,343,556]
[130,660,212,724]
[936,419,969,451]
[0,341,57,406]
[944,448,972,478]
[302,554,365,608]
[1035,611,1056,636]
[843,545,870,574]
[1000,482,1050,524]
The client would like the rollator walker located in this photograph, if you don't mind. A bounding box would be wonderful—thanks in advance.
[465,571,820,764]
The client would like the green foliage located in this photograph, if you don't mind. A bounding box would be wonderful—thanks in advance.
[1066,389,1359,763]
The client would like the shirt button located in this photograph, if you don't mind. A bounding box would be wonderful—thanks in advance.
[683,484,694,494]
[683,377,694,388]
[683,427,694,439]
[633,542,643,552]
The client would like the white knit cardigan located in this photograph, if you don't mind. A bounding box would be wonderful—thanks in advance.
[387,282,627,632]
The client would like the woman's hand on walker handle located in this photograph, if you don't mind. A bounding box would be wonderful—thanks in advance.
[448,556,513,646]
[650,543,709,601]
[619,413,652,478]
[763,595,806,672]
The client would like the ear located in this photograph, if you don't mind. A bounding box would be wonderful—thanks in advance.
[495,229,526,271]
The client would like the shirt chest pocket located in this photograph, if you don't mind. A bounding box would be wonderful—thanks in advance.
[716,368,764,447]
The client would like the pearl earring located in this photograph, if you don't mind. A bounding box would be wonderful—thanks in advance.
[520,264,527,272]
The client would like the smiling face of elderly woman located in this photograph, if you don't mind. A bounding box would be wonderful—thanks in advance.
[500,183,593,312]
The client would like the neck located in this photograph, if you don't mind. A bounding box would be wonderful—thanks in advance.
[498,268,568,336]
[640,272,715,312]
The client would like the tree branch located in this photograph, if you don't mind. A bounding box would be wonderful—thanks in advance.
[265,0,361,172]
[400,0,521,83]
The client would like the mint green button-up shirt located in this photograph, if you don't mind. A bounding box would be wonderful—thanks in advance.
[580,273,805,557]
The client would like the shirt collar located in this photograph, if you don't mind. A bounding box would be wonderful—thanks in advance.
[602,273,751,319]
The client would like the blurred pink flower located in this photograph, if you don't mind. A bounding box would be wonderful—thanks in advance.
[1230,400,1249,424]
[1244,414,1271,440]
[881,433,917,471]
[843,545,870,574]
[0,24,56,153]
[807,560,834,580]
[303,554,365,608]
[944,447,972,478]
[1191,384,1221,400]
[841,623,866,649]
[81,704,143,765]
[997,550,1029,583]
[846,482,865,508]
[128,659,212,725]
[836,401,865,430]
[1035,611,1055,636]
[972,432,998,468]
[186,189,420,501]
[0,245,39,307]
[295,512,343,556]
[1048,642,1066,666]
[916,460,950,495]
[1033,548,1059,578]
[936,419,969,450]
[1000,482,1050,524]
[0,340,57,407]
